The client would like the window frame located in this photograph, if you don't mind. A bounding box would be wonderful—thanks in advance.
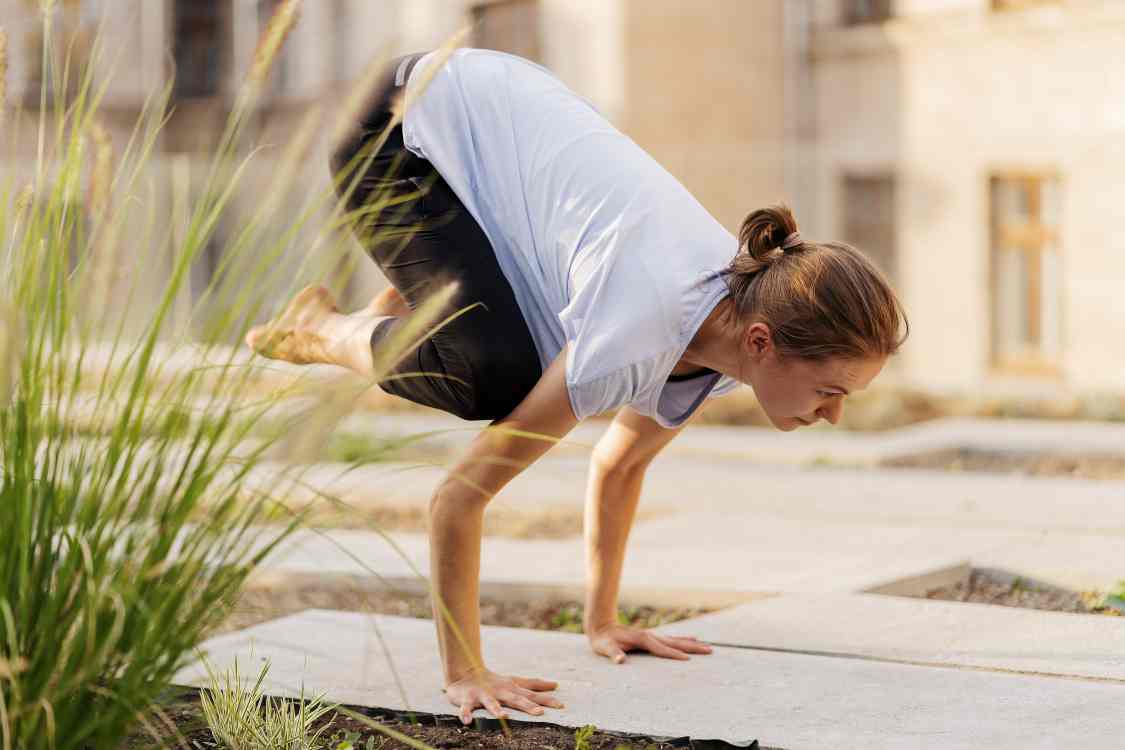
[841,170,898,284]
[987,169,1065,378]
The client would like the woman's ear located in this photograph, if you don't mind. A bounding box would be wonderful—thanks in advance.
[743,321,773,359]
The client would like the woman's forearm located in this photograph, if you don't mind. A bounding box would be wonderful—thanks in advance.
[429,483,489,685]
[583,460,647,632]
[423,348,578,686]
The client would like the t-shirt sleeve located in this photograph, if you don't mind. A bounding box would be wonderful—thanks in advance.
[708,375,742,399]
[565,357,652,421]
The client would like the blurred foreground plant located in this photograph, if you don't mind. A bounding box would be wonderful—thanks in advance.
[0,6,470,749]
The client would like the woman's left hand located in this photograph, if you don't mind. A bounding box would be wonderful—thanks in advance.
[587,623,714,664]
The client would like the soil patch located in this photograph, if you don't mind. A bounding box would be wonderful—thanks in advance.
[118,690,725,749]
[269,504,671,541]
[207,583,717,638]
[879,448,1125,480]
[915,568,1121,616]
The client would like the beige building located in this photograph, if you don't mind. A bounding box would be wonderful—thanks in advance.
[2,0,1122,397]
[805,0,1125,396]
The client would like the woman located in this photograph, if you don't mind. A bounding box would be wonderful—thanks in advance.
[247,48,908,725]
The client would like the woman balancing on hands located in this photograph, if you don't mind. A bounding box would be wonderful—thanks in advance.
[247,48,908,725]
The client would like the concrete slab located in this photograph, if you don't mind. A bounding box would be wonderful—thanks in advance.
[244,521,976,600]
[174,609,1125,749]
[655,592,1125,681]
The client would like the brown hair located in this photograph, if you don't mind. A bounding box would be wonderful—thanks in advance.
[721,203,908,360]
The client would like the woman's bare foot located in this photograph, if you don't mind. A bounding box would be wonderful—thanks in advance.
[366,285,411,318]
[245,285,339,365]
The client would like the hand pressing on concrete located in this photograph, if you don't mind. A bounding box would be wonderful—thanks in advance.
[444,669,566,725]
[586,623,714,664]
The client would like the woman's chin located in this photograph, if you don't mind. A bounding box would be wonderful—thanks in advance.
[769,414,801,432]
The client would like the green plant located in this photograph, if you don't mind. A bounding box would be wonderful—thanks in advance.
[329,728,389,750]
[0,5,473,749]
[551,604,586,633]
[199,651,338,750]
[574,723,597,750]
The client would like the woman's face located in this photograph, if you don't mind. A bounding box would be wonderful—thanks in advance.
[741,323,886,431]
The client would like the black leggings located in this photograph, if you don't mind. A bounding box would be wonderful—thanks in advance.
[329,52,543,422]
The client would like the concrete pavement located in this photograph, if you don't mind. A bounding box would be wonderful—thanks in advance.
[173,608,1125,749]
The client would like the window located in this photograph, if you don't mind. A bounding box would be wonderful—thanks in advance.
[470,0,542,64]
[172,0,228,99]
[843,174,897,281]
[989,174,1063,373]
[843,0,892,25]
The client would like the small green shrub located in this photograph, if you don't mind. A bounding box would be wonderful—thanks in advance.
[199,652,338,750]
[574,723,597,750]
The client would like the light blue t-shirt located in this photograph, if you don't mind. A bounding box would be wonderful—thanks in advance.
[402,48,741,427]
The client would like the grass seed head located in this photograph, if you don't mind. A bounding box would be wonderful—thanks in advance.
[248,0,301,89]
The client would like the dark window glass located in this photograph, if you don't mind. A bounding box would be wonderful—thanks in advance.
[173,0,228,98]
[843,0,892,25]
[843,174,897,282]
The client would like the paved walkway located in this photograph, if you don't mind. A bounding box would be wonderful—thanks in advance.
[174,607,1125,748]
[247,442,1125,593]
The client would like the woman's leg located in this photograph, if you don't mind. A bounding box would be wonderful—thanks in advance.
[245,285,390,378]
[250,50,541,421]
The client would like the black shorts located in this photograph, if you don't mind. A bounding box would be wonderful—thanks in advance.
[329,52,543,422]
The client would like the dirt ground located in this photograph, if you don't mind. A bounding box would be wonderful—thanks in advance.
[119,694,702,750]
[915,568,1121,616]
[879,448,1125,480]
[207,583,717,638]
[278,503,671,541]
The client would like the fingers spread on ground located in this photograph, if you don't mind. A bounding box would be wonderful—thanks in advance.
[500,691,544,715]
[514,685,564,709]
[459,699,476,725]
[482,695,509,720]
[526,690,566,709]
[662,635,713,653]
[645,635,690,660]
[513,676,558,691]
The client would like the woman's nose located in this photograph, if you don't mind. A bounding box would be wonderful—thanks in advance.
[818,399,844,425]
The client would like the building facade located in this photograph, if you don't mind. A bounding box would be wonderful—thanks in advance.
[2,0,1122,396]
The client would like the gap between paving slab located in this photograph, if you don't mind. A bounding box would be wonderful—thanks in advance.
[244,569,773,610]
[175,609,1125,749]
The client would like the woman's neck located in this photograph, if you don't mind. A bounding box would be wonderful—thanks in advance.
[674,297,742,378]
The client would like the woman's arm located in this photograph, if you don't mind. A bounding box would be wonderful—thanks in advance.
[582,405,714,662]
[430,346,579,724]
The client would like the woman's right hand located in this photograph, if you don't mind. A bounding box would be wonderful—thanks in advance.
[443,669,566,725]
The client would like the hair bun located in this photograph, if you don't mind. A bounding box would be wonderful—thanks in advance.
[738,203,800,264]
